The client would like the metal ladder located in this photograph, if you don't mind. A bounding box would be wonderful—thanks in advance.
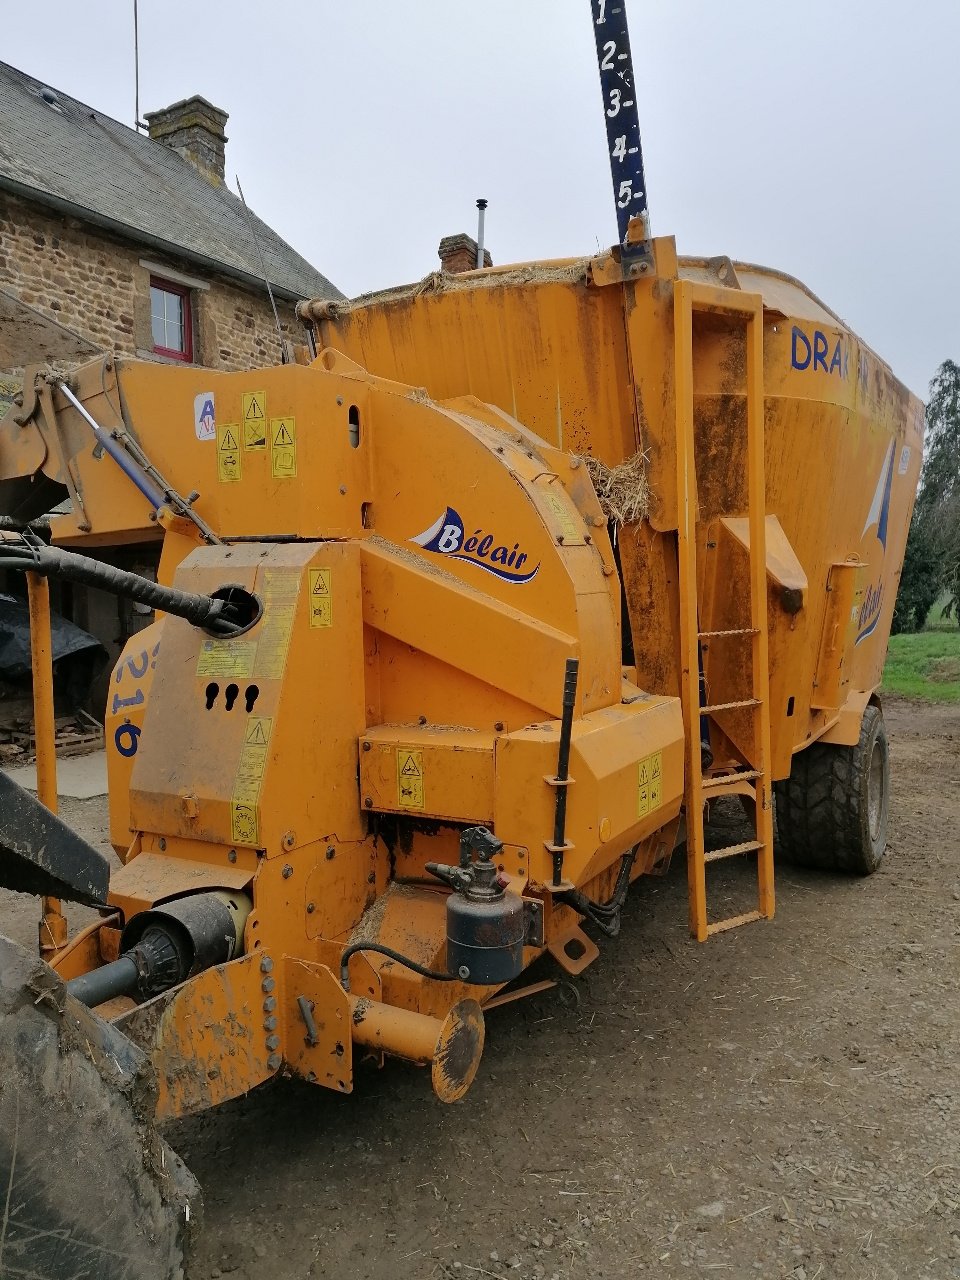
[673,279,776,942]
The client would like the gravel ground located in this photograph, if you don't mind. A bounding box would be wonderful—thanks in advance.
[1,696,957,1280]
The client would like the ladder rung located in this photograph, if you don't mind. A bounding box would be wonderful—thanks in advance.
[704,840,763,864]
[706,910,764,936]
[698,628,759,638]
[701,769,762,789]
[702,698,760,714]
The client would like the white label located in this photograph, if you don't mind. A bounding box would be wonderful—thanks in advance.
[194,392,216,441]
[897,445,911,475]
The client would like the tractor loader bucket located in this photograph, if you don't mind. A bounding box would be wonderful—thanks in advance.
[0,933,200,1278]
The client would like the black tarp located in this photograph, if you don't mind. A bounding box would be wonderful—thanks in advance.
[0,592,106,703]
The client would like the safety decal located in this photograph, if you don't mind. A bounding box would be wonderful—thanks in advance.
[637,750,663,818]
[197,638,257,678]
[194,392,215,441]
[242,392,267,449]
[232,716,274,846]
[254,569,299,679]
[542,490,583,545]
[410,507,540,584]
[217,423,242,483]
[308,568,332,628]
[397,748,424,810]
[271,417,297,478]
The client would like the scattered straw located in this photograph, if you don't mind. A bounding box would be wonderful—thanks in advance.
[298,259,593,324]
[580,451,651,525]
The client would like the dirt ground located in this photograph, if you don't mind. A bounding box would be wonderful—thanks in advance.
[1,696,958,1280]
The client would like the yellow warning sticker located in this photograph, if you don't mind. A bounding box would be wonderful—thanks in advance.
[197,638,257,678]
[397,748,424,810]
[244,717,272,747]
[217,423,242,483]
[271,416,297,479]
[308,568,332,628]
[232,804,258,845]
[242,392,267,449]
[253,569,299,679]
[637,750,663,818]
[231,716,273,845]
[244,419,266,450]
[543,490,583,544]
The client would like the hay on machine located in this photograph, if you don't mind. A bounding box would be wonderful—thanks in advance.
[580,450,651,526]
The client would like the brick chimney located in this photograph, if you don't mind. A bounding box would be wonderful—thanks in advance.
[438,233,492,275]
[144,96,228,184]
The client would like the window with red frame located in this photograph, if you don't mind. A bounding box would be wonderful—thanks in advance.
[150,277,193,361]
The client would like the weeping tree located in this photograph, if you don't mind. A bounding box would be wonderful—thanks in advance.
[893,359,960,632]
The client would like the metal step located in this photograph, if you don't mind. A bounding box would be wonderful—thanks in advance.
[702,697,761,714]
[704,839,763,864]
[706,910,764,936]
[701,769,762,790]
[698,628,759,638]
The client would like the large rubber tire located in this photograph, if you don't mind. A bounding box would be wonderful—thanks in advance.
[774,703,890,874]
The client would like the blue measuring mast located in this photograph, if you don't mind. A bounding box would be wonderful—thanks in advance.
[589,0,650,257]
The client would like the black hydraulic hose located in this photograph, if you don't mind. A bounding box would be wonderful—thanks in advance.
[340,942,455,993]
[0,536,242,636]
[556,849,637,938]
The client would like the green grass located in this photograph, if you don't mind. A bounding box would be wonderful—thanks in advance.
[883,621,960,701]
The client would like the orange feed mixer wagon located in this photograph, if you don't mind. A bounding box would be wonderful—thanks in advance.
[0,5,924,1275]
[0,235,922,1273]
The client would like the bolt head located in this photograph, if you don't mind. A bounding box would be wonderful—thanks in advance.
[262,976,276,993]
[267,1053,282,1071]
[228,849,237,863]
[264,1016,277,1031]
[364,797,374,809]
[282,864,294,879]
[326,846,336,860]
[266,1034,281,1051]
[263,996,277,1012]
[362,741,371,752]
[260,956,274,973]
[306,901,315,913]
[282,832,296,851]
[458,965,471,981]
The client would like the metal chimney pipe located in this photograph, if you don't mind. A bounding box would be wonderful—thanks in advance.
[476,199,488,269]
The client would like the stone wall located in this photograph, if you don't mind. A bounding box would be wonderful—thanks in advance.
[0,190,306,378]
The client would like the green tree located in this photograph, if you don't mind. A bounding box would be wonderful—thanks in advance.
[895,359,960,629]
[892,508,941,633]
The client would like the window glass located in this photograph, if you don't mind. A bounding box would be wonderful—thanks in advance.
[150,282,190,358]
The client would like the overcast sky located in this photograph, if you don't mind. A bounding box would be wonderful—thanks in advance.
[4,1,957,397]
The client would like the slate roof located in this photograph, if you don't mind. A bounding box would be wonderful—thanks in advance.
[0,61,342,302]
